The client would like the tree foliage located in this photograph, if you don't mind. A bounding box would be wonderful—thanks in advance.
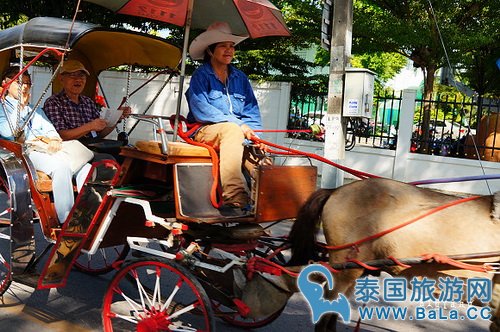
[353,0,500,98]
[353,0,499,149]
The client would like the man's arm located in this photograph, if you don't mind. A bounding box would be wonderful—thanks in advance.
[59,118,107,140]
[97,125,115,138]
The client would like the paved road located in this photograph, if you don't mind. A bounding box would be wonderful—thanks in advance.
[0,221,492,332]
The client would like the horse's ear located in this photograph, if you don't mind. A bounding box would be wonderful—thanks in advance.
[491,192,500,222]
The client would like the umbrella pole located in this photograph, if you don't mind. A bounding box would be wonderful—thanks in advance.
[172,0,194,142]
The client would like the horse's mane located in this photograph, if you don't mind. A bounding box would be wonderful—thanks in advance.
[287,188,335,266]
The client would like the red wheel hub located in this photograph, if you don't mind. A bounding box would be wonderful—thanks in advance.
[137,309,171,332]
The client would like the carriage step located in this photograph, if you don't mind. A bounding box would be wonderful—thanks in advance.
[13,272,41,288]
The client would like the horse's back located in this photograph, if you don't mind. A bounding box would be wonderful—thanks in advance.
[321,178,498,263]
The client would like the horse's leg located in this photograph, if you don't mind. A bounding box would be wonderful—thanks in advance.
[491,273,500,332]
[315,314,336,332]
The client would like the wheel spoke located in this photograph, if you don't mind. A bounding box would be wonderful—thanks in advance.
[161,278,182,312]
[168,303,197,320]
[114,285,145,317]
[153,266,162,308]
[75,244,129,275]
[135,268,157,309]
[112,312,139,324]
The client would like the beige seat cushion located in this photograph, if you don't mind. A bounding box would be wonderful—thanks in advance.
[135,140,210,157]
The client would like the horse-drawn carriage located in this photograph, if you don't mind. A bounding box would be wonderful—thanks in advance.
[0,16,499,332]
[0,16,319,331]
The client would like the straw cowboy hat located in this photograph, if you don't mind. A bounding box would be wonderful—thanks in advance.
[189,22,248,60]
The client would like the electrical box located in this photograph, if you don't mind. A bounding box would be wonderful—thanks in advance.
[342,68,375,118]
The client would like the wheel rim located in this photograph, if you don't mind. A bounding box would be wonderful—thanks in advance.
[74,244,129,275]
[0,173,11,295]
[102,258,214,332]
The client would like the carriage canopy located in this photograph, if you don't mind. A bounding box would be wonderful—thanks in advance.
[0,17,182,97]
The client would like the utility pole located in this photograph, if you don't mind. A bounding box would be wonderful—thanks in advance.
[321,0,353,188]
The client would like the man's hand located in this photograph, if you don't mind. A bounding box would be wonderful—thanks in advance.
[119,106,132,120]
[241,124,269,151]
[47,138,62,154]
[88,118,107,132]
[240,124,255,140]
[258,142,269,152]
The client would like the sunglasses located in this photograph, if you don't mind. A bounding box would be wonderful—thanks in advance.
[62,71,87,79]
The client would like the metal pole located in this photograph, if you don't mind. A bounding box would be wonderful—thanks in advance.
[172,0,194,142]
[321,0,353,188]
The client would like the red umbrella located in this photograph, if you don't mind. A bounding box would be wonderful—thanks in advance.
[85,0,290,38]
[84,0,290,137]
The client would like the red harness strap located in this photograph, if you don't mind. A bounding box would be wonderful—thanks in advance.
[168,116,223,208]
[246,256,299,280]
[419,253,494,273]
[250,135,378,179]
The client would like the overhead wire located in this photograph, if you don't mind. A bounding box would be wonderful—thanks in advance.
[426,0,491,194]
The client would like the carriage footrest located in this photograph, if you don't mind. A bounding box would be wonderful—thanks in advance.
[13,272,40,288]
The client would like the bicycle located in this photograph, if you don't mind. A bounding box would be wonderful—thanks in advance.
[345,117,371,151]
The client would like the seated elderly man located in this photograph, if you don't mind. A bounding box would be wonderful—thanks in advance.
[43,60,131,160]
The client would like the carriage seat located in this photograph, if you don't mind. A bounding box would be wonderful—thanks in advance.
[134,140,210,157]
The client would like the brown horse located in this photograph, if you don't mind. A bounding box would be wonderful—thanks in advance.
[464,113,500,161]
[288,178,500,331]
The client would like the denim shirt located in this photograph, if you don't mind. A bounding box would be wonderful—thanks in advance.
[186,62,262,130]
[0,95,60,141]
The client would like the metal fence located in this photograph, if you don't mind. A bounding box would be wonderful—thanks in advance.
[287,91,500,159]
[411,95,500,159]
[287,92,403,149]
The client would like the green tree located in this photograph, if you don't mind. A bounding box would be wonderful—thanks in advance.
[459,45,500,98]
[316,49,407,94]
[354,0,489,98]
[353,0,499,150]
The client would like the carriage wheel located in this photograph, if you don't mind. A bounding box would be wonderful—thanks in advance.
[0,173,11,295]
[102,257,215,332]
[74,244,129,275]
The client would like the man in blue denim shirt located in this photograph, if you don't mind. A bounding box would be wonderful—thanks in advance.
[186,22,268,214]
